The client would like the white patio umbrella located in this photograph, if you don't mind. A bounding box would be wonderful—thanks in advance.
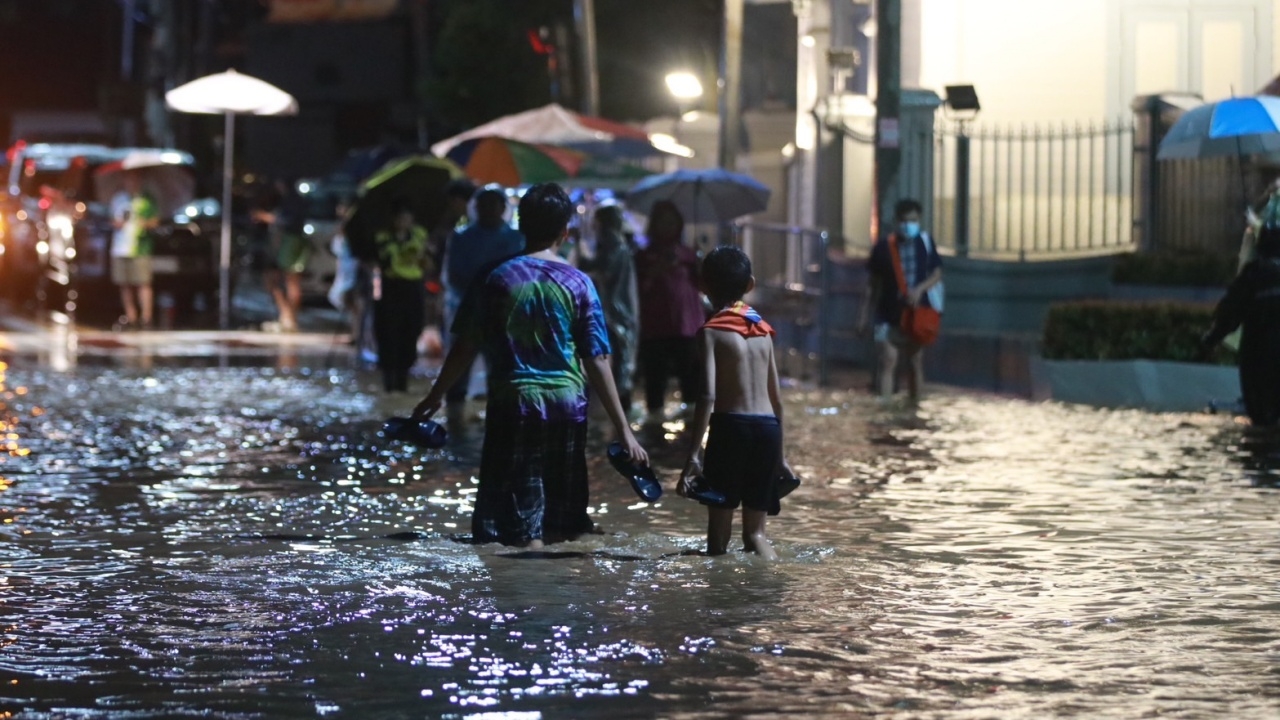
[165,69,298,329]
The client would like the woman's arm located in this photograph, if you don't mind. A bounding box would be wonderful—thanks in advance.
[1201,271,1253,351]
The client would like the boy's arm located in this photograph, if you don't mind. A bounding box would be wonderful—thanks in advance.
[680,329,716,492]
[412,336,480,419]
[766,339,790,474]
[583,354,648,465]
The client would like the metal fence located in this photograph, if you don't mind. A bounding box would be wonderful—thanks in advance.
[1143,155,1256,256]
[930,119,1136,259]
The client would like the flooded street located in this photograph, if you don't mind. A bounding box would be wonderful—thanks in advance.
[3,359,1279,718]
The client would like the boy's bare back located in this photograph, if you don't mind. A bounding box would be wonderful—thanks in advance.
[703,328,779,416]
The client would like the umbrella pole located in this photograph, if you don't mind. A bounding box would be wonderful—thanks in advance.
[220,112,234,330]
[1236,133,1250,214]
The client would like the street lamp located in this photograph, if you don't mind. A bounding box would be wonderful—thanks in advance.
[665,72,704,105]
[665,71,704,164]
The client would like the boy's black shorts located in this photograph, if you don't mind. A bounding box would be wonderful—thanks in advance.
[703,412,782,515]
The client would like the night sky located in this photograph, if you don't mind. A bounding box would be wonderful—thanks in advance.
[0,0,793,165]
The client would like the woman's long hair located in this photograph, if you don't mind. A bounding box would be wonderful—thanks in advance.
[645,200,685,247]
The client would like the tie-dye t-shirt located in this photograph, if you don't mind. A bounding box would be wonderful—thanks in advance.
[453,255,611,421]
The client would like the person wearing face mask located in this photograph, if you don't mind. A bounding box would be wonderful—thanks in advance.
[857,198,944,402]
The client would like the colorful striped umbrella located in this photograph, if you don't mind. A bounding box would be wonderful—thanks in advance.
[445,136,585,187]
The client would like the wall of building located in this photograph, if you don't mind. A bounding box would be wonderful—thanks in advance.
[243,20,413,177]
[909,0,1275,125]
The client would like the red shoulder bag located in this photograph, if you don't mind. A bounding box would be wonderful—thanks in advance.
[889,236,941,346]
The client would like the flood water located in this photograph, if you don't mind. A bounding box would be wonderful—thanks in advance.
[3,359,1280,718]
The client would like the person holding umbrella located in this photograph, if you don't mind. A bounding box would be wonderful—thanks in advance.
[634,200,704,416]
[373,198,433,393]
[1199,224,1280,427]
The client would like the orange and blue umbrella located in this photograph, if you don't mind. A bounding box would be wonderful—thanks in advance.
[445,136,585,187]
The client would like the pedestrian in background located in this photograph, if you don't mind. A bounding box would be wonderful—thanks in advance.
[373,198,431,393]
[327,198,368,348]
[634,200,703,417]
[442,187,525,407]
[579,203,639,414]
[857,198,944,403]
[427,179,477,331]
[252,178,310,332]
[109,170,159,330]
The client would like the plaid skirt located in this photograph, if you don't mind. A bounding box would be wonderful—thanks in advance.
[472,412,593,545]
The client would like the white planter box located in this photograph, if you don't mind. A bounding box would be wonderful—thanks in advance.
[1043,359,1240,413]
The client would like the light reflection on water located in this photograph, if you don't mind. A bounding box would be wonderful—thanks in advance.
[2,366,1280,717]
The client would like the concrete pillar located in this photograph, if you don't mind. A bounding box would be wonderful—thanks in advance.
[791,0,831,230]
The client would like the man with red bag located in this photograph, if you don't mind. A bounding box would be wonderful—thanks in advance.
[857,198,944,403]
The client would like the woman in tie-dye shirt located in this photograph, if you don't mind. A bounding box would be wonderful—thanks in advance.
[413,184,648,548]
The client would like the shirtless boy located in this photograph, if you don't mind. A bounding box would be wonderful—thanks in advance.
[680,246,791,559]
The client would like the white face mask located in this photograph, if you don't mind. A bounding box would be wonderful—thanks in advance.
[899,221,921,239]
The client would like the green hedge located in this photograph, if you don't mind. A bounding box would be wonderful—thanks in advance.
[1111,250,1236,287]
[1042,301,1235,365]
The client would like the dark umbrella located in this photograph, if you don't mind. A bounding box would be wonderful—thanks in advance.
[345,156,463,262]
[624,168,771,226]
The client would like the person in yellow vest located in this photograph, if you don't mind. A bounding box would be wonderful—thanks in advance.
[110,171,160,330]
[373,198,433,393]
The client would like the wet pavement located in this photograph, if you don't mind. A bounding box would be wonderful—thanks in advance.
[2,324,1280,718]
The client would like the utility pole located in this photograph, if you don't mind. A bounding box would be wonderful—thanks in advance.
[718,0,744,170]
[574,0,600,117]
[409,0,431,147]
[874,0,901,237]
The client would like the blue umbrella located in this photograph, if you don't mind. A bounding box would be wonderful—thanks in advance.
[625,168,771,225]
[1157,95,1280,160]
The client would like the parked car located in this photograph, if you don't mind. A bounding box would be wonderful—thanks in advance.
[1,142,120,314]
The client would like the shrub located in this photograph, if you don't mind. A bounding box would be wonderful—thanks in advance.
[1111,250,1236,287]
[1042,300,1236,365]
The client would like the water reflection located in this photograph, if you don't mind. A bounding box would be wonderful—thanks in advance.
[2,365,1280,716]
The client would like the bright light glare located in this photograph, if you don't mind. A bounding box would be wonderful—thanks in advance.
[298,181,313,194]
[665,72,704,100]
[35,240,48,255]
[649,133,695,159]
[303,223,316,235]
[801,34,816,48]
[160,151,186,164]
[47,215,73,240]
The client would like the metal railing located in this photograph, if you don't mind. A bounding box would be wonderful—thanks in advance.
[731,222,835,386]
[929,119,1136,259]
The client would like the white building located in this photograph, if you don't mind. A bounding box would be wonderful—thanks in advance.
[788,0,1280,250]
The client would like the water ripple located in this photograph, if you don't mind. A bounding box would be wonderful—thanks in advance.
[1,367,1279,717]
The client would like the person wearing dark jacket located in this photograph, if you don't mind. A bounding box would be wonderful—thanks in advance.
[1200,225,1280,426]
